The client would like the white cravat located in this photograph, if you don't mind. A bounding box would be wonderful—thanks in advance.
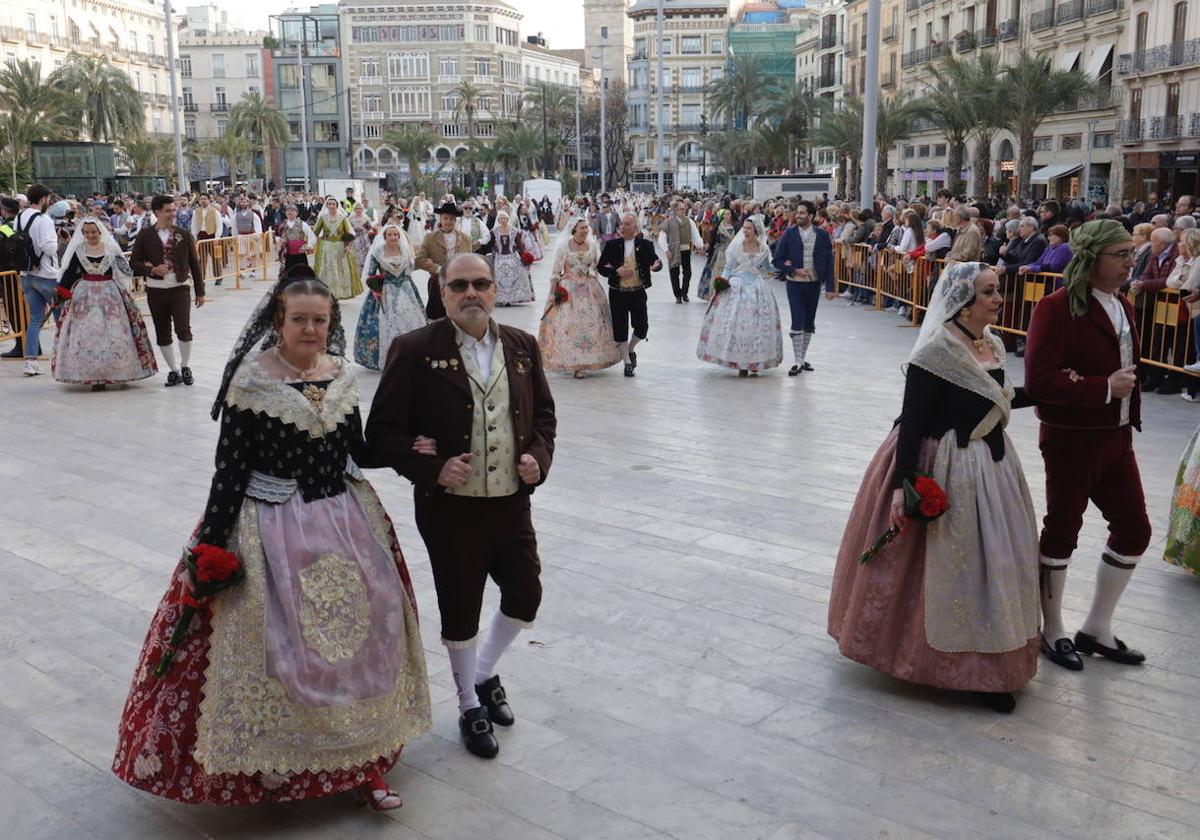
[461,326,497,381]
[1093,288,1131,424]
[623,237,635,261]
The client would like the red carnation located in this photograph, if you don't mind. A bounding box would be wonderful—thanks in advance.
[193,544,240,583]
[521,250,535,265]
[913,477,949,518]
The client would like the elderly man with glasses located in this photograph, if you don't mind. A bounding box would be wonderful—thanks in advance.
[1024,219,1151,674]
[366,252,556,762]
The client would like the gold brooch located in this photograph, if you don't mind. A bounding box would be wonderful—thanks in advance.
[301,383,325,409]
[514,357,530,375]
[449,358,460,369]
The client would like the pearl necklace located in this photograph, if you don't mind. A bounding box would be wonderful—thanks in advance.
[274,345,323,380]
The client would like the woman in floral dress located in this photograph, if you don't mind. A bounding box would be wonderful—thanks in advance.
[354,223,427,370]
[696,218,783,375]
[52,219,157,389]
[492,211,535,305]
[313,198,363,300]
[1164,423,1200,575]
[113,272,430,809]
[539,219,622,378]
[349,204,375,276]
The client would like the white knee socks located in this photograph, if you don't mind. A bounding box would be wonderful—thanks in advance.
[447,645,481,713]
[1039,556,1070,642]
[178,340,192,368]
[800,332,813,362]
[789,331,804,364]
[475,611,524,683]
[629,334,642,354]
[1080,550,1139,647]
[618,341,631,364]
[159,343,180,374]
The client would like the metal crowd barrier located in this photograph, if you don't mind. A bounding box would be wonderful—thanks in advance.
[0,269,28,345]
[833,241,1200,375]
[195,231,276,288]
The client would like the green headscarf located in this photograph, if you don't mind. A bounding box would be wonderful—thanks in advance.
[1062,219,1132,318]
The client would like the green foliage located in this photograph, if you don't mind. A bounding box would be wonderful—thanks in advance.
[50,53,144,143]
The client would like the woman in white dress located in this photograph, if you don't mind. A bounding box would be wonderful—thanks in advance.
[492,211,535,305]
[52,219,157,389]
[353,223,428,370]
[696,218,783,376]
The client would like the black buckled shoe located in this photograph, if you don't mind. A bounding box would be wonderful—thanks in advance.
[181,367,194,386]
[787,365,801,376]
[801,361,814,372]
[164,371,182,387]
[1040,635,1084,671]
[629,350,638,369]
[459,706,499,759]
[1074,631,1146,665]
[624,362,635,377]
[474,675,515,727]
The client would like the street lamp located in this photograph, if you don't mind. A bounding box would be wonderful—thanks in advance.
[1083,117,1099,204]
[700,112,707,188]
[163,1,186,193]
[599,35,608,192]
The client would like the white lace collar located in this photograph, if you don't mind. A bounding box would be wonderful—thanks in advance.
[225,356,358,438]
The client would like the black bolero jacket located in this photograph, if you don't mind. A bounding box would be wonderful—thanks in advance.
[891,364,1034,489]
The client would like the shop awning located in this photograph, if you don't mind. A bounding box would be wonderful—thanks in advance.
[1086,43,1114,78]
[1031,162,1082,183]
[1056,50,1081,71]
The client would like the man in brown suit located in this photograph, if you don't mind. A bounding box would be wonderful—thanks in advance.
[415,202,473,320]
[945,206,983,263]
[131,195,204,386]
[366,252,556,761]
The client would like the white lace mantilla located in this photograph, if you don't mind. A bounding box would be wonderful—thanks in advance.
[226,357,358,438]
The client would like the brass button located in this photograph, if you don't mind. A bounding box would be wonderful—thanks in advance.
[488,445,498,453]
[487,465,497,472]
[487,424,496,432]
[487,402,496,411]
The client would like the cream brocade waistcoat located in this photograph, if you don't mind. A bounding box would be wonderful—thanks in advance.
[446,332,521,497]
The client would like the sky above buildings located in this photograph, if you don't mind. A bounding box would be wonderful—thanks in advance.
[218,1,587,49]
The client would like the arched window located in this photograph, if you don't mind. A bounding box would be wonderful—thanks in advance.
[377,148,393,164]
[435,147,452,162]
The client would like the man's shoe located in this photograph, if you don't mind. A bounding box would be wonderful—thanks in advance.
[214,279,223,286]
[624,363,635,377]
[165,371,182,387]
[22,359,40,377]
[787,365,802,376]
[459,706,499,759]
[682,295,690,303]
[629,351,637,369]
[1,343,24,359]
[1073,631,1146,665]
[474,675,515,727]
[801,361,814,372]
[1040,635,1084,671]
[181,367,194,386]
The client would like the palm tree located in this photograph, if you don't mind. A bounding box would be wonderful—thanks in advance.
[452,79,483,187]
[814,104,862,199]
[382,124,438,189]
[0,59,78,191]
[201,134,254,184]
[1002,50,1097,201]
[920,55,975,195]
[121,134,175,175]
[228,91,289,184]
[50,53,143,142]
[522,83,576,172]
[464,141,500,192]
[707,55,768,129]
[754,124,791,173]
[764,82,823,170]
[495,124,542,191]
[872,92,924,196]
[962,52,1005,198]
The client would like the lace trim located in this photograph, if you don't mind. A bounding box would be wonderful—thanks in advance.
[909,327,1013,440]
[245,471,299,503]
[225,358,358,438]
[192,480,432,776]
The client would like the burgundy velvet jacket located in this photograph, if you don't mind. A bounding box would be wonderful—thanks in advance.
[1024,286,1142,431]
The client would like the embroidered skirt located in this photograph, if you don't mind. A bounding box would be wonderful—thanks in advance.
[112,478,430,805]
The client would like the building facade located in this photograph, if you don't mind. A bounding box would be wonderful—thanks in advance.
[627,0,730,190]
[898,0,1124,202]
[1117,0,1200,200]
[270,5,350,189]
[584,0,634,83]
[0,1,178,135]
[842,0,902,101]
[180,6,271,183]
[338,0,524,185]
[729,2,817,96]
[796,0,847,180]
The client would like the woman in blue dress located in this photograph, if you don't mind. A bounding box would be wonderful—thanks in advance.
[353,223,428,370]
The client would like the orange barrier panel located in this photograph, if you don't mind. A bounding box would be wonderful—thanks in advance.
[0,270,28,343]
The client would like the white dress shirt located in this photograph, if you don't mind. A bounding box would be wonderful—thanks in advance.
[460,325,497,382]
[1093,287,1131,425]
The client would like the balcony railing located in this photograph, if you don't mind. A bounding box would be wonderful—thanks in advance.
[998,19,1020,41]
[845,42,858,57]
[1056,87,1123,112]
[820,32,838,50]
[1191,113,1200,137]
[905,0,920,9]
[1117,39,1200,76]
[359,75,382,85]
[900,42,948,69]
[1031,7,1055,31]
[881,69,897,87]
[361,110,384,121]
[676,84,705,94]
[956,33,976,53]
[1150,115,1184,140]
[210,102,229,112]
[183,102,197,113]
[818,71,837,88]
[1056,0,1084,24]
[976,28,998,48]
[1120,119,1145,143]
[1086,0,1121,14]
[883,23,898,42]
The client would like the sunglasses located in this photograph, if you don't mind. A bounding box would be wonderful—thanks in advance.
[445,278,494,293]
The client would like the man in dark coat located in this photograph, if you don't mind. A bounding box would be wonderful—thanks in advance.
[366,253,556,761]
[596,212,662,377]
[1025,220,1150,673]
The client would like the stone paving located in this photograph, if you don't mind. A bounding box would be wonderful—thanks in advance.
[2,251,1200,840]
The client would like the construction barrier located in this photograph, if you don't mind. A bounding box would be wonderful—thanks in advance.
[834,241,1200,376]
[0,270,28,344]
